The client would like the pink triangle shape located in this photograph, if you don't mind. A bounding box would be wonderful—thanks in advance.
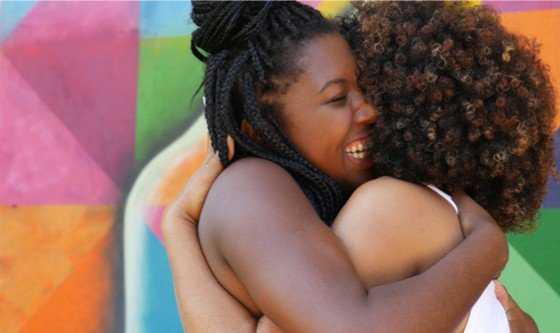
[0,53,121,205]
[2,1,139,187]
[144,206,166,243]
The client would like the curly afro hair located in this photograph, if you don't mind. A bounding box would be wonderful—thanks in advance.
[340,1,557,232]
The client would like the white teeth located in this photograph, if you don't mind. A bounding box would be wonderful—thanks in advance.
[348,151,370,159]
[345,138,373,155]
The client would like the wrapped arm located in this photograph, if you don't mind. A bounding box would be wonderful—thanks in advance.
[200,158,508,333]
[163,139,534,332]
[162,137,261,331]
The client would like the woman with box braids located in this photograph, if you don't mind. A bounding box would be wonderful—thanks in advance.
[191,1,343,223]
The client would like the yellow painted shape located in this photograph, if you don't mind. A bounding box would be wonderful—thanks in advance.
[0,205,114,333]
[318,1,350,18]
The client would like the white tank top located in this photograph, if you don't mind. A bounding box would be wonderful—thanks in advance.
[425,185,510,333]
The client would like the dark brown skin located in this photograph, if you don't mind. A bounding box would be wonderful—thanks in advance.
[198,157,505,333]
[163,138,536,333]
[163,34,535,333]
[266,34,378,194]
[331,177,469,332]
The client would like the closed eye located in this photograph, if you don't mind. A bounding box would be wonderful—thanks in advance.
[328,94,348,105]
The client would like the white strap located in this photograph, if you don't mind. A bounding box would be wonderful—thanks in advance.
[425,184,459,214]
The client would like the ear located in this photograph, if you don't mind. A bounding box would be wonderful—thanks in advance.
[241,120,261,142]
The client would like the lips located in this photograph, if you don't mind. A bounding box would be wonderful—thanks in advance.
[344,135,373,160]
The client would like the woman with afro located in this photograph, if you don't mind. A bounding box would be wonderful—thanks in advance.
[163,1,555,332]
[342,1,556,233]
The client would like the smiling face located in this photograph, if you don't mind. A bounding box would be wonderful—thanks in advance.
[273,34,378,193]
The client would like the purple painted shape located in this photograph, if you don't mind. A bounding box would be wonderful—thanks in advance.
[484,1,560,13]
[144,206,165,243]
[2,1,139,188]
[543,130,560,208]
[0,54,121,205]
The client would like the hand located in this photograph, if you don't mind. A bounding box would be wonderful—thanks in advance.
[452,189,508,271]
[494,280,539,333]
[451,189,497,236]
[164,134,234,228]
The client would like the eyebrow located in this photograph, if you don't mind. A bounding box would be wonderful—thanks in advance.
[319,78,348,93]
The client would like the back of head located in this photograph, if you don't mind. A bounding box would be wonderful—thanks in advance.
[190,1,341,222]
[341,1,557,232]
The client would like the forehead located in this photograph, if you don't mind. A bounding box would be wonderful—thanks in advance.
[297,34,357,84]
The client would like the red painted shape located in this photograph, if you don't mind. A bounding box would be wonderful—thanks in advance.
[0,54,121,205]
[1,1,139,187]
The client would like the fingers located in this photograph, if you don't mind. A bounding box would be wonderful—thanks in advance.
[170,134,235,221]
[494,280,522,317]
[205,133,235,162]
[450,188,474,215]
[226,135,235,160]
[205,133,218,162]
[494,280,513,312]
[495,280,540,332]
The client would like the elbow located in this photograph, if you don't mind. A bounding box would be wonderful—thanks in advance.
[340,291,410,333]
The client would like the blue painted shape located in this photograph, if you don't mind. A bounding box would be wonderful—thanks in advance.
[125,223,182,333]
[0,1,36,42]
[543,130,559,208]
[140,1,195,38]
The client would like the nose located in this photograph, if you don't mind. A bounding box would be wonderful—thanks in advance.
[354,96,378,125]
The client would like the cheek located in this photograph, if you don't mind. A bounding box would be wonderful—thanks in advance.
[282,109,351,174]
[300,118,348,168]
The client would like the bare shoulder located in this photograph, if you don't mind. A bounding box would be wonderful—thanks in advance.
[348,176,457,221]
[200,157,319,239]
[333,176,450,235]
[332,176,463,285]
[354,176,435,202]
[211,157,297,191]
[204,157,309,209]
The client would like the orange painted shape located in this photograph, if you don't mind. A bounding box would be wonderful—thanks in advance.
[0,205,114,333]
[20,227,116,333]
[500,9,560,128]
[150,136,207,206]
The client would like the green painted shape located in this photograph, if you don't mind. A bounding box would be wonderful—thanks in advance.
[506,209,560,296]
[135,36,205,164]
[500,246,560,333]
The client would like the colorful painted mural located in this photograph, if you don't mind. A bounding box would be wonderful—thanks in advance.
[1,1,559,333]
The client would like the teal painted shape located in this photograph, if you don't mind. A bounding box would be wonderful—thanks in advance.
[125,222,182,333]
[507,209,560,296]
[140,1,195,38]
[501,245,560,333]
[0,1,36,42]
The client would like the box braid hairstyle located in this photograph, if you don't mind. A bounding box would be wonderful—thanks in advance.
[190,1,343,223]
[339,1,557,232]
